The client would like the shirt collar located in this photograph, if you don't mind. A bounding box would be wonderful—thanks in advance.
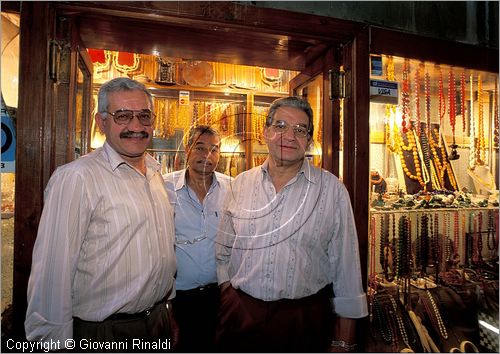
[102,141,160,174]
[175,168,219,192]
[260,158,320,184]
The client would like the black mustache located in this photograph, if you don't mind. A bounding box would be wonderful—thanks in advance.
[120,131,149,139]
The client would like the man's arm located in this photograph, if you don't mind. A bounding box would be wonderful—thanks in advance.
[25,168,90,343]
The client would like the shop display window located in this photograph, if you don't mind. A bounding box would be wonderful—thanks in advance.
[367,54,499,353]
[88,50,323,176]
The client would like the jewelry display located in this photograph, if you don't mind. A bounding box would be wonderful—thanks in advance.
[368,56,498,353]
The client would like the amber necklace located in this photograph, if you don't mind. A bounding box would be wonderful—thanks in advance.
[395,126,426,189]
[414,66,422,136]
[401,59,411,133]
[438,68,446,140]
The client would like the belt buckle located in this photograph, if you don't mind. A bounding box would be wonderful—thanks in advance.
[145,309,151,317]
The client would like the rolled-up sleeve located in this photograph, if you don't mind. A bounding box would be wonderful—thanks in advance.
[329,184,368,319]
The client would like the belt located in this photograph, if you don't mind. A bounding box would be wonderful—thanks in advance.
[106,300,164,322]
[179,283,219,293]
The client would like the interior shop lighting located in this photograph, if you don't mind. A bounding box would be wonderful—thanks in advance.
[479,320,499,334]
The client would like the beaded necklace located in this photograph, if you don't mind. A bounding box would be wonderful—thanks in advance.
[394,126,426,189]
[397,216,411,278]
[385,56,397,152]
[448,69,460,160]
[401,59,411,134]
[477,75,486,165]
[438,69,446,140]
[414,66,422,136]
[487,210,497,251]
[494,77,499,149]
[373,295,393,343]
[424,290,449,339]
[417,214,429,272]
[460,71,467,134]
[425,72,432,138]
[468,75,476,169]
[388,294,412,350]
[380,214,389,277]
[369,216,378,322]
[452,211,460,260]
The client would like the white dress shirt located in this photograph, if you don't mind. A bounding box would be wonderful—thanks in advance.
[25,142,176,342]
[164,169,231,290]
[216,158,368,319]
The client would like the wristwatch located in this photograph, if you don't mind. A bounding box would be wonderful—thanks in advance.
[330,340,357,351]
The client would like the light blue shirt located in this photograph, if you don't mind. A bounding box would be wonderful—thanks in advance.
[164,169,231,290]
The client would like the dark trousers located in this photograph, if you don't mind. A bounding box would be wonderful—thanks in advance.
[215,285,333,352]
[73,301,173,352]
[172,284,220,352]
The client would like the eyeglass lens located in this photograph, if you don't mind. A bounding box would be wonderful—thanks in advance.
[111,110,154,126]
[272,120,308,137]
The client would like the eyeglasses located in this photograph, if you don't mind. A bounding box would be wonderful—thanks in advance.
[105,109,155,126]
[270,120,310,138]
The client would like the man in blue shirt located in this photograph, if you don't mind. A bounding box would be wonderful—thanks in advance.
[164,125,230,352]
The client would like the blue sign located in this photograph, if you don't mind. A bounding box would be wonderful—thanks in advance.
[1,105,16,172]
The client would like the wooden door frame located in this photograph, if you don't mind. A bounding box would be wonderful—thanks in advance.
[11,1,369,337]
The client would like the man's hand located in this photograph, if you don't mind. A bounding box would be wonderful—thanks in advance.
[219,281,231,292]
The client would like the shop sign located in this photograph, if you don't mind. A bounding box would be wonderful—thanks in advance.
[370,79,399,104]
[179,91,190,106]
[1,108,16,172]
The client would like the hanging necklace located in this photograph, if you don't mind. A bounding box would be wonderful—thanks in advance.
[414,66,422,136]
[460,71,467,135]
[448,69,460,160]
[385,56,397,152]
[438,68,446,142]
[477,75,486,165]
[469,74,476,169]
[487,210,497,251]
[369,216,378,320]
[494,77,499,149]
[401,59,411,133]
[424,290,449,339]
[388,294,412,350]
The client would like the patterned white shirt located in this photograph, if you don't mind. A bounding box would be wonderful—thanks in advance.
[216,158,368,318]
[25,142,176,342]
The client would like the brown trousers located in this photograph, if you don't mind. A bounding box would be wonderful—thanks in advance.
[73,302,173,352]
[215,285,333,352]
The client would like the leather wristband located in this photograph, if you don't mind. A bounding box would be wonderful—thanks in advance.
[330,340,357,351]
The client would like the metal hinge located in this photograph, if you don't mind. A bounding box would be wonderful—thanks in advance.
[329,68,351,100]
[49,40,61,82]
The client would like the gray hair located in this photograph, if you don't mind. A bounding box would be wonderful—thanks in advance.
[265,96,314,138]
[186,125,221,146]
[97,77,153,113]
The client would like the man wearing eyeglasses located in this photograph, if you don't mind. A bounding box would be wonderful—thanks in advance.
[164,125,231,352]
[215,96,368,352]
[25,77,178,350]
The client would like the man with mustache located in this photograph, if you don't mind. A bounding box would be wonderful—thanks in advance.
[164,125,230,352]
[25,77,178,350]
[215,96,368,352]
